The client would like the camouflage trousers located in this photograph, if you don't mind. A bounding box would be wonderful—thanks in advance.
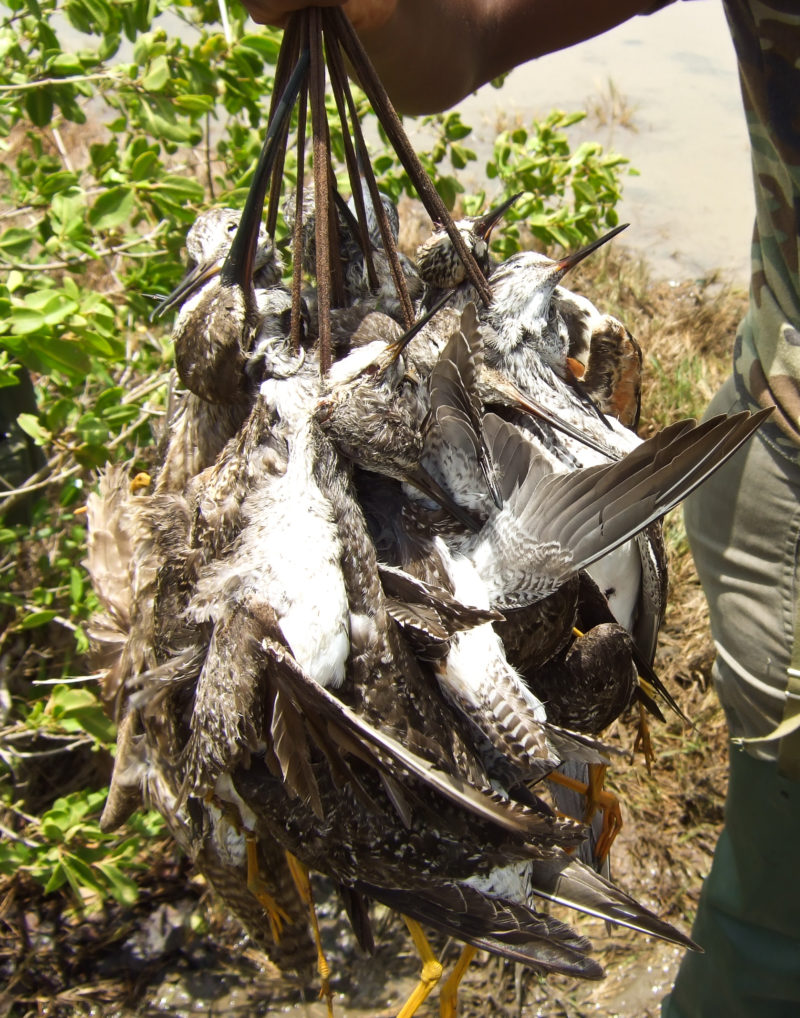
[662,374,800,1017]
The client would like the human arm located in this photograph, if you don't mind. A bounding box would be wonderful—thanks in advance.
[239,0,662,114]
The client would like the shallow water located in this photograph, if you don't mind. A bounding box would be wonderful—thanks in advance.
[451,0,753,285]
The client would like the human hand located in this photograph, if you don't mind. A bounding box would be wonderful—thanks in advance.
[239,0,397,32]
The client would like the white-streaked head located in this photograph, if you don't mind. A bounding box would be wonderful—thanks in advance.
[185,207,280,282]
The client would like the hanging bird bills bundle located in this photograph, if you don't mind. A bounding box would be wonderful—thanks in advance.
[84,11,770,1017]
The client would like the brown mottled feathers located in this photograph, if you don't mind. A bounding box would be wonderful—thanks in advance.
[581,317,643,431]
[155,391,251,496]
[172,281,253,405]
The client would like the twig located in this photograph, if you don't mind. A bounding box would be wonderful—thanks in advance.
[0,71,124,93]
[217,0,232,44]
[0,821,41,851]
[50,127,75,174]
[205,111,215,200]
[0,224,167,272]
[32,674,101,686]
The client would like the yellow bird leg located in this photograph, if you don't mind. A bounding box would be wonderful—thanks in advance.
[546,766,623,865]
[584,763,608,825]
[396,916,443,1018]
[439,943,477,1018]
[633,698,656,773]
[130,471,152,494]
[546,771,586,798]
[285,851,334,1018]
[638,675,657,700]
[245,836,290,943]
[586,764,623,864]
[572,626,585,639]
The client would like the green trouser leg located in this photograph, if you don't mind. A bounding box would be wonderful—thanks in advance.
[662,746,800,1018]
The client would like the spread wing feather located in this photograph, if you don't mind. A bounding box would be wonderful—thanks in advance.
[481,408,771,608]
[263,636,571,840]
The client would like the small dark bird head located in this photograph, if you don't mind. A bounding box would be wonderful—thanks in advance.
[415,191,522,289]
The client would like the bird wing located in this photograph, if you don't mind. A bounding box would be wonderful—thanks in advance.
[262,633,571,839]
[427,302,504,508]
[528,850,698,949]
[480,408,771,609]
[355,878,605,979]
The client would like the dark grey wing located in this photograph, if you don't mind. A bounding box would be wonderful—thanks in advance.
[378,561,502,629]
[488,409,770,609]
[356,879,604,980]
[263,635,560,839]
[528,851,698,949]
[482,412,534,503]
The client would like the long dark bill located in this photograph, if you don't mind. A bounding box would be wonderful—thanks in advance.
[555,222,629,276]
[472,191,523,241]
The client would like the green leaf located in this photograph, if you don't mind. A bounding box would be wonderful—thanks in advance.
[38,171,80,198]
[0,355,22,388]
[95,860,140,905]
[129,150,161,181]
[75,412,109,446]
[64,852,106,895]
[20,609,58,630]
[88,186,135,231]
[101,404,140,426]
[24,335,91,379]
[69,566,84,606]
[48,685,98,715]
[94,386,125,413]
[235,32,281,62]
[434,175,462,210]
[150,174,204,204]
[7,270,25,293]
[0,228,34,258]
[8,307,44,336]
[139,100,200,144]
[46,687,116,743]
[59,855,87,905]
[0,840,32,874]
[172,94,214,114]
[16,412,52,445]
[46,52,84,76]
[141,53,170,92]
[25,292,79,327]
[25,86,54,127]
[43,860,67,895]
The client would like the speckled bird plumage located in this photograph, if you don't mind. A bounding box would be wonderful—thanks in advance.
[84,100,778,1004]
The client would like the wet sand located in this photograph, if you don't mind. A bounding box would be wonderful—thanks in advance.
[450,0,753,285]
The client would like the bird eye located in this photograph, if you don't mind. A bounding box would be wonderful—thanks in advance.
[227,221,237,234]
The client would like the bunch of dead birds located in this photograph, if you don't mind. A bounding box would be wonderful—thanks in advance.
[84,171,768,1014]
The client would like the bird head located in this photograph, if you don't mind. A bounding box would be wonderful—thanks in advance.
[415,191,522,289]
[486,224,629,353]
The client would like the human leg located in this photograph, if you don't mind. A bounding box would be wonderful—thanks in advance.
[662,376,800,1016]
